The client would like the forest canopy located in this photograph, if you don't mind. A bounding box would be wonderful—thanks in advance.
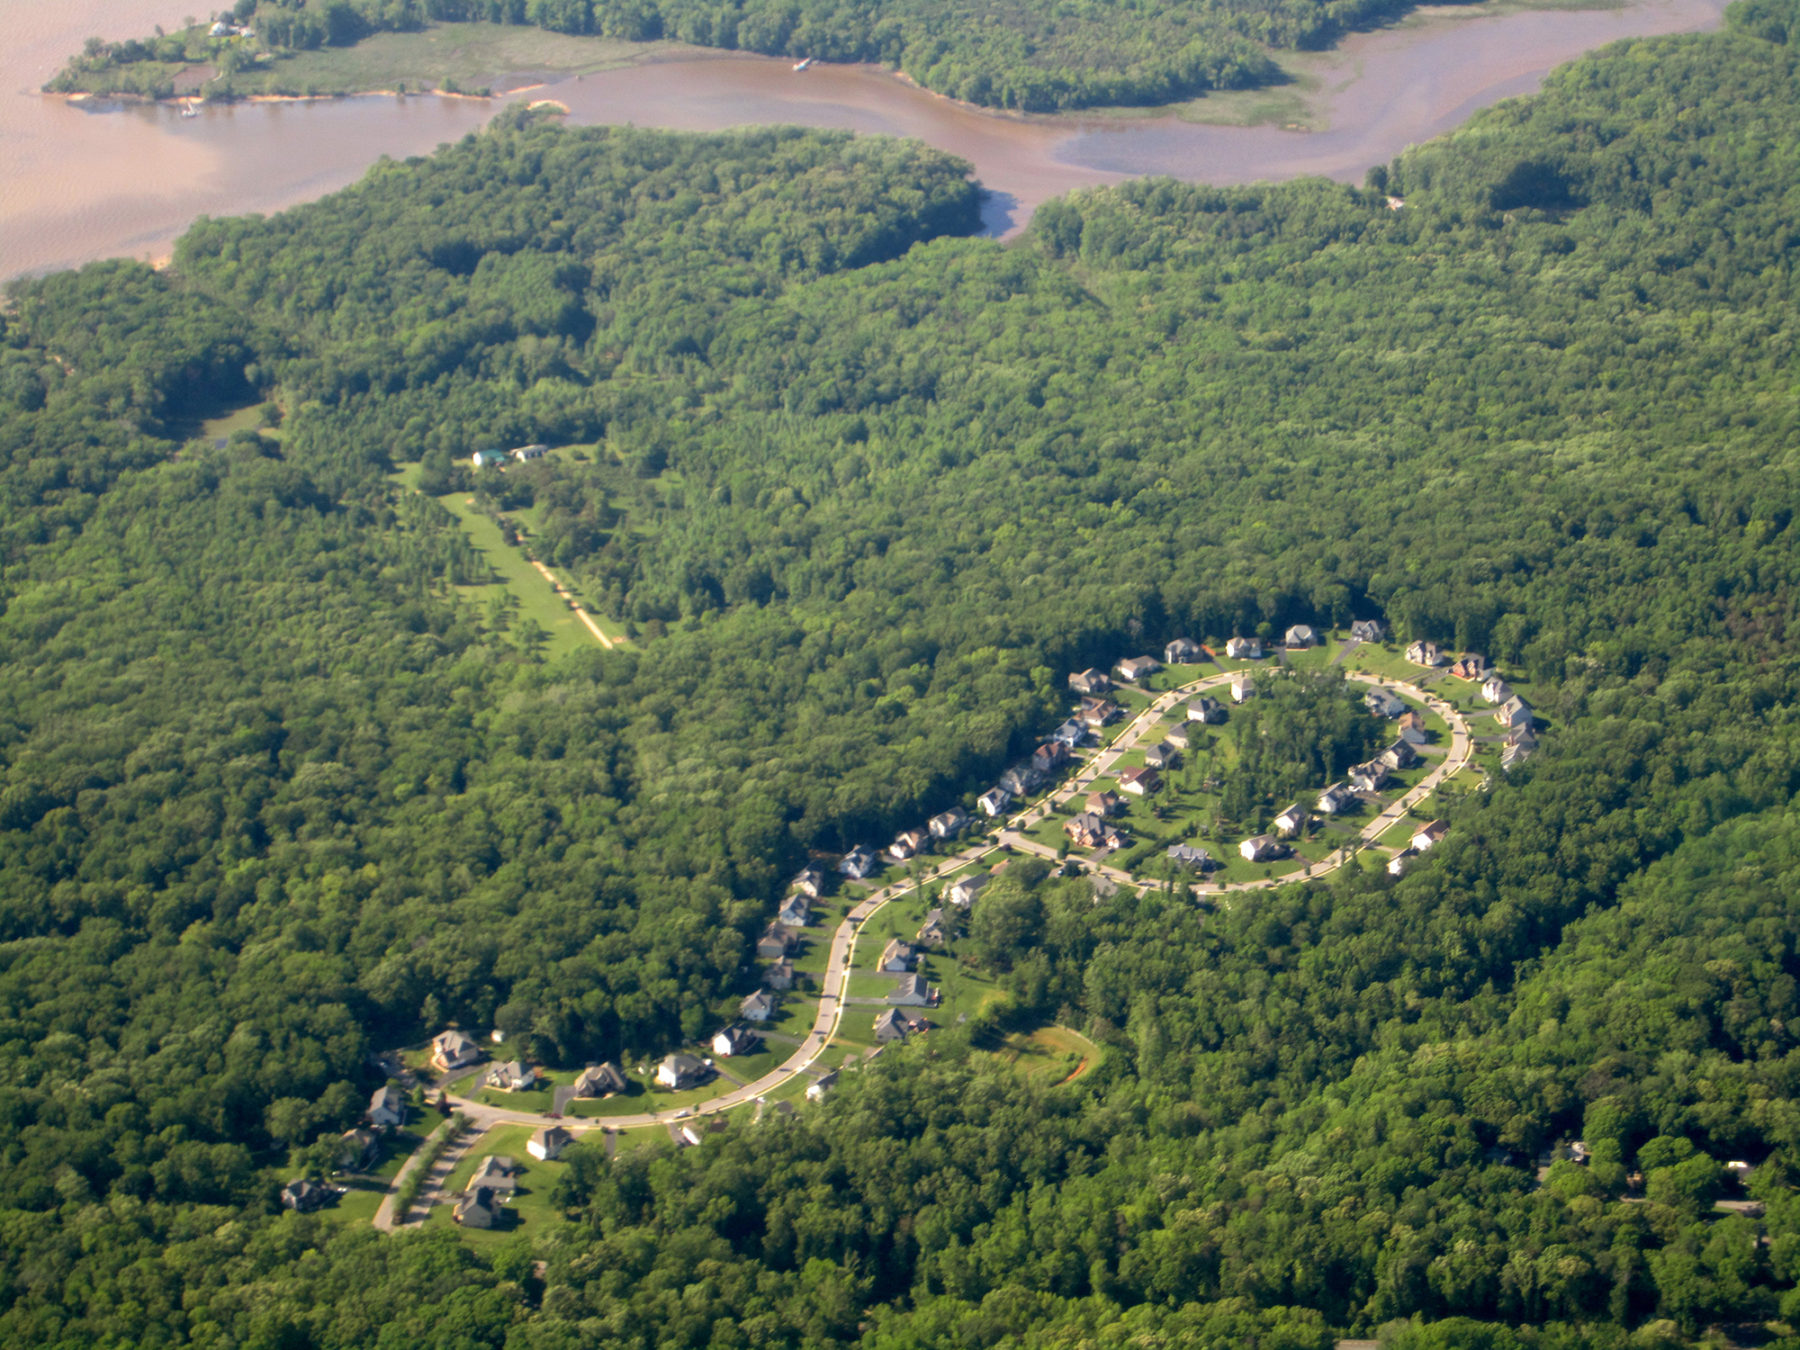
[6,1,1800,1344]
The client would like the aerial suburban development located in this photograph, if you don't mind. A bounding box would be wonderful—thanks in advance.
[6,0,1798,1344]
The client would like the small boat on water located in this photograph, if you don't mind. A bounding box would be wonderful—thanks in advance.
[180,100,200,117]
[793,57,814,71]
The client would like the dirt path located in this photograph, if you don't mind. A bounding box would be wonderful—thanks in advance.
[529,558,616,649]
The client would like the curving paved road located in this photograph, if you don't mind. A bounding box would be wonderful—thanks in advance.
[395,656,1476,1220]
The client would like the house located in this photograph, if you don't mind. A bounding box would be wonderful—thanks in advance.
[1077,697,1123,728]
[1064,812,1103,849]
[485,1060,538,1093]
[1230,672,1256,703]
[1118,766,1163,797]
[1350,619,1387,642]
[1051,719,1086,749]
[891,974,931,1006]
[454,1187,500,1228]
[929,807,971,839]
[471,448,509,470]
[1069,668,1113,696]
[756,923,797,960]
[511,443,549,462]
[777,893,811,928]
[1167,843,1212,869]
[572,1062,628,1098]
[1165,722,1201,750]
[791,866,826,899]
[1381,739,1420,771]
[525,1123,576,1166]
[468,1155,519,1196]
[1451,653,1490,680]
[1273,804,1307,839]
[764,958,796,991]
[1412,819,1450,853]
[1240,835,1288,863]
[1317,782,1358,815]
[874,1009,911,1042]
[1285,624,1317,648]
[1407,640,1446,667]
[1116,656,1161,683]
[1504,723,1539,764]
[888,828,930,862]
[1144,741,1180,770]
[431,1029,483,1073]
[878,939,917,973]
[917,909,949,946]
[1349,760,1391,793]
[1365,687,1407,718]
[1065,812,1128,851]
[368,1084,407,1128]
[1495,696,1534,731]
[945,872,988,907]
[1226,636,1263,660]
[1387,848,1419,876]
[712,1025,760,1058]
[1164,637,1204,664]
[282,1177,331,1213]
[1086,790,1125,817]
[656,1053,708,1090]
[1397,710,1429,745]
[839,845,879,879]
[806,1070,839,1102]
[977,786,1013,817]
[740,989,778,1022]
[1186,696,1226,724]
[1481,674,1513,704]
[338,1127,381,1172]
[1030,741,1071,775]
[999,765,1043,797]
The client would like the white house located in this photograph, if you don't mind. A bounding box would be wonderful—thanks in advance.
[977,787,1012,817]
[1240,835,1285,863]
[711,1025,759,1058]
[528,1125,573,1161]
[1407,640,1446,667]
[1230,672,1256,703]
[1317,782,1358,815]
[1284,624,1317,648]
[929,807,971,839]
[1116,655,1161,683]
[1481,674,1513,704]
[945,872,989,907]
[1273,804,1306,839]
[657,1053,707,1090]
[368,1085,407,1128]
[1226,636,1263,660]
[1412,819,1450,852]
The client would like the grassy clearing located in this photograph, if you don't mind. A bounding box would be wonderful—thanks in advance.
[429,1122,589,1243]
[268,25,666,96]
[985,1025,1103,1084]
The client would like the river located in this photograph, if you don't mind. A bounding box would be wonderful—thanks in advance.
[0,0,1730,279]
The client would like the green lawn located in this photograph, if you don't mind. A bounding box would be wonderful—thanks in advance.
[428,1122,594,1244]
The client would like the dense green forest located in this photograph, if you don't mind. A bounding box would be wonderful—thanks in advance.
[8,1,1800,1343]
[53,0,1415,110]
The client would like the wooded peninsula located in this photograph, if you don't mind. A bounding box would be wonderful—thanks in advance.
[53,0,1422,110]
[6,0,1800,1345]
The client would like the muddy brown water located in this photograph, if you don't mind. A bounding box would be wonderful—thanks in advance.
[0,0,1729,279]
